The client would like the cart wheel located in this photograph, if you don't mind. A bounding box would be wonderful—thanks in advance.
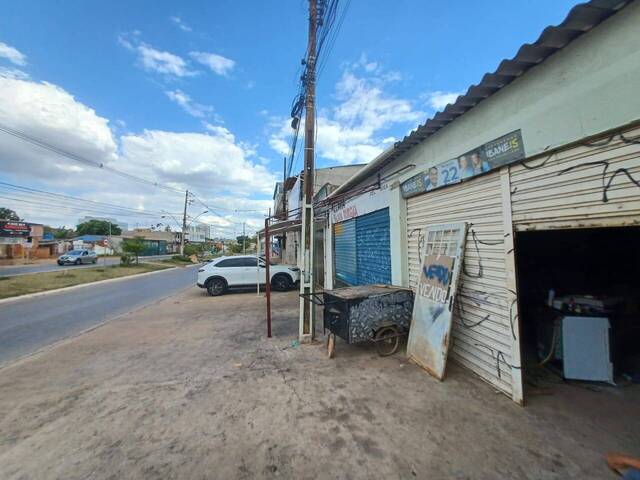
[375,326,400,357]
[327,334,335,359]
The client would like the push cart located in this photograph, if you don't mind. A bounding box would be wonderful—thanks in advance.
[301,285,414,358]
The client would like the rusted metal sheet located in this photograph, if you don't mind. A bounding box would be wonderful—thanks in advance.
[510,124,640,231]
[407,222,468,380]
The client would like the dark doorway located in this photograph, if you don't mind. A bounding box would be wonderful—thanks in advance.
[515,226,640,395]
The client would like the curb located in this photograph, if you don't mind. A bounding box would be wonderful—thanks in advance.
[0,263,201,306]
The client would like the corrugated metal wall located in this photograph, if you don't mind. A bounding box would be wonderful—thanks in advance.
[406,172,516,396]
[510,125,640,230]
[333,219,357,286]
[355,208,392,285]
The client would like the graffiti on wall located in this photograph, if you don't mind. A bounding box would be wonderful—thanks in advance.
[418,254,454,304]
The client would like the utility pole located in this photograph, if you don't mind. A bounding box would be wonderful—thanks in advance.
[242,222,246,254]
[299,0,317,343]
[181,190,189,256]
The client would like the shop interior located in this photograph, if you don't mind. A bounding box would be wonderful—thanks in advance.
[515,226,640,400]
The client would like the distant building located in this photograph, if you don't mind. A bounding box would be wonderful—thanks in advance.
[0,221,62,260]
[265,165,364,266]
[78,216,128,232]
[121,228,180,254]
[186,224,209,243]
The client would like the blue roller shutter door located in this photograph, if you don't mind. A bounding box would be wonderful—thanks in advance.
[355,208,391,285]
[333,219,357,286]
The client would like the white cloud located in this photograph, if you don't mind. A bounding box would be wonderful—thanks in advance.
[0,41,27,66]
[170,16,192,32]
[269,137,289,156]
[118,33,197,78]
[189,51,235,76]
[118,129,275,196]
[165,89,213,118]
[0,67,29,80]
[269,59,423,165]
[0,76,275,232]
[0,76,117,182]
[137,44,197,77]
[422,90,463,111]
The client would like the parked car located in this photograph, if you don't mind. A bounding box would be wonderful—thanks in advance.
[57,249,98,265]
[197,255,300,296]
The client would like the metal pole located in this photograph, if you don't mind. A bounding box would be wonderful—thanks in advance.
[181,190,189,256]
[265,216,272,338]
[256,229,261,296]
[242,222,246,254]
[299,0,317,343]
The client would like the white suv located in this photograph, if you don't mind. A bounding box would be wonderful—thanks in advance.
[197,255,300,296]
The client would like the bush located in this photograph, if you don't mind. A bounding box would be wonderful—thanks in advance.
[122,237,145,264]
[183,244,202,256]
[120,253,134,266]
[171,255,192,263]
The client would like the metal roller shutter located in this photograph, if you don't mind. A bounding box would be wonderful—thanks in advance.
[333,219,356,286]
[355,208,392,285]
[406,171,518,398]
[510,125,640,230]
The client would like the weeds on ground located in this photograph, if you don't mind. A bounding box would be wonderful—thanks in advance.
[0,263,171,300]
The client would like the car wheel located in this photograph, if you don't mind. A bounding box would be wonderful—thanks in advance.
[75,259,81,265]
[92,259,97,264]
[207,278,226,296]
[57,261,63,266]
[271,274,292,292]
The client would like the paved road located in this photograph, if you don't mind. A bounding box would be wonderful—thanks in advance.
[0,255,173,277]
[0,265,199,365]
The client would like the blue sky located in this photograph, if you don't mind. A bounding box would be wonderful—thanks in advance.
[0,0,578,234]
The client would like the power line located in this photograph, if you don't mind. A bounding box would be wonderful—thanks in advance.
[189,193,262,226]
[317,0,350,79]
[0,122,185,195]
[0,181,177,218]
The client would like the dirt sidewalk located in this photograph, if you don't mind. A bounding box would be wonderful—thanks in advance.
[0,288,637,479]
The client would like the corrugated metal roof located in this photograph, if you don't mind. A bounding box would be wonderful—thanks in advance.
[331,0,631,196]
[73,235,107,242]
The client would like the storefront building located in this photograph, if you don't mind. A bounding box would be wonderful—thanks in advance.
[324,0,640,404]
[328,184,391,288]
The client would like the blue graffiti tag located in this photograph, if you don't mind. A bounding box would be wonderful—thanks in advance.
[423,263,450,286]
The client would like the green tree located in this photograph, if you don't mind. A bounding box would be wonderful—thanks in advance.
[44,225,74,239]
[229,242,244,254]
[0,208,20,221]
[236,235,250,245]
[121,237,145,264]
[76,220,122,236]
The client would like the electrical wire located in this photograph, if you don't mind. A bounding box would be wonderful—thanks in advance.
[0,181,178,219]
[0,123,185,195]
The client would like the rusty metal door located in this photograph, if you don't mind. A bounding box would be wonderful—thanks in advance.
[407,222,468,379]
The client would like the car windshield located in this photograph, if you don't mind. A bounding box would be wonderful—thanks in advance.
[67,250,83,255]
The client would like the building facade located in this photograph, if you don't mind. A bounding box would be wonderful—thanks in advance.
[322,0,640,404]
[186,224,209,244]
[269,165,364,268]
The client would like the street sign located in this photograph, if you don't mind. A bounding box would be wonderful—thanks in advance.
[0,221,30,237]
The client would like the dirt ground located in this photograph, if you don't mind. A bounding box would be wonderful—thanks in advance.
[0,288,638,480]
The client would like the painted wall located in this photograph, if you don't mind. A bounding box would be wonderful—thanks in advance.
[340,3,640,285]
[329,182,389,224]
